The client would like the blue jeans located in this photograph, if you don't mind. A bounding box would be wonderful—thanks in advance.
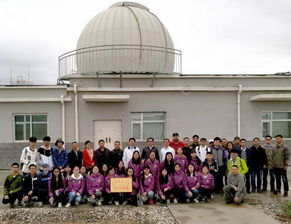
[185,189,199,198]
[68,192,82,204]
[141,191,154,201]
[251,168,263,191]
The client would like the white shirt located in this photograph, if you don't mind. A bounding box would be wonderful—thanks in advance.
[160,146,175,162]
[196,145,210,162]
[122,146,140,168]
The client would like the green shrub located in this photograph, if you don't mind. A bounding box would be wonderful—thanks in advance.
[282,202,291,216]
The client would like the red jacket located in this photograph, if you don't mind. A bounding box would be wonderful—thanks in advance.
[82,149,94,169]
[169,141,184,152]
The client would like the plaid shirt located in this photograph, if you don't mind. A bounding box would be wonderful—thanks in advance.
[52,148,68,168]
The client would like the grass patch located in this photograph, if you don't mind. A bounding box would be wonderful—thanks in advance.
[282,202,291,217]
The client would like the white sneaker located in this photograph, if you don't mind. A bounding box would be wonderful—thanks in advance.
[97,200,102,206]
[122,201,127,205]
[65,203,71,208]
[114,201,119,205]
[75,202,79,206]
[186,198,190,203]
[211,194,214,199]
[166,199,170,205]
[38,202,43,207]
[194,199,199,203]
[173,198,178,204]
[58,202,62,208]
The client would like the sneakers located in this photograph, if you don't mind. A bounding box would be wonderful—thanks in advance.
[149,199,154,205]
[193,198,199,203]
[166,199,170,205]
[186,198,190,203]
[211,194,215,199]
[65,203,71,208]
[114,201,119,205]
[9,204,15,208]
[75,202,79,206]
[97,200,102,206]
[283,192,288,197]
[58,202,62,208]
[173,198,178,204]
[38,202,43,207]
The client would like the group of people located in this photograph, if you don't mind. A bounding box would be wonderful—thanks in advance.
[2,133,289,208]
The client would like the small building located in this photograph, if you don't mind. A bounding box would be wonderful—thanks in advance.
[0,2,290,168]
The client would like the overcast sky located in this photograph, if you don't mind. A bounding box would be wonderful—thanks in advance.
[0,0,290,85]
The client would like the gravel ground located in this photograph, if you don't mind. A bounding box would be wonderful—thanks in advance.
[0,205,177,224]
[257,203,291,224]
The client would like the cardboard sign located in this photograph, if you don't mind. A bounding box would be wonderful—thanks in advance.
[110,177,133,193]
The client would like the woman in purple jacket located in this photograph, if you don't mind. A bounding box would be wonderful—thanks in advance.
[65,166,85,207]
[128,151,142,180]
[140,165,155,205]
[185,164,200,203]
[104,167,120,205]
[116,161,126,177]
[174,147,188,172]
[160,152,175,176]
[124,167,139,206]
[144,151,160,180]
[189,150,203,174]
[199,166,215,202]
[157,168,174,204]
[48,167,66,207]
[87,165,104,206]
[172,163,189,203]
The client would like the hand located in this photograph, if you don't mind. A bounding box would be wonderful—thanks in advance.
[210,167,214,170]
[91,195,96,199]
[188,191,193,197]
[201,185,204,188]
[143,192,147,198]
[161,195,166,200]
[96,189,99,192]
[284,166,288,171]
[233,186,238,191]
[263,165,266,169]
[164,188,168,192]
[55,190,59,194]
[9,191,13,194]
[28,190,33,196]
[4,195,9,200]
[49,197,54,203]
[23,196,29,202]
[76,193,80,197]
[191,187,196,190]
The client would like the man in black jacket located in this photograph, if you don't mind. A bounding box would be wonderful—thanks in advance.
[94,139,110,170]
[67,142,83,169]
[110,141,123,168]
[22,164,42,207]
[249,137,267,193]
[141,137,160,162]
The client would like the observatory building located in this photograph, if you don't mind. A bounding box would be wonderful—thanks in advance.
[0,2,291,168]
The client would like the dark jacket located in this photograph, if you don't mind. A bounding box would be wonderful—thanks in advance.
[94,147,110,169]
[38,171,51,192]
[67,150,83,169]
[249,145,267,169]
[22,174,42,196]
[182,146,193,160]
[110,148,123,168]
[141,146,160,161]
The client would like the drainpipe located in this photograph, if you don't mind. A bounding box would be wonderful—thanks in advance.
[237,84,242,137]
[74,84,79,142]
[61,95,66,147]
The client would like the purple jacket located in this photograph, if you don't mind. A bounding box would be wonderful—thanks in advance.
[68,174,85,194]
[189,158,203,174]
[199,173,214,190]
[128,159,142,179]
[86,173,104,196]
[174,155,188,172]
[140,174,155,194]
[130,177,139,195]
[144,159,160,179]
[157,175,174,196]
[105,174,119,193]
[48,176,66,198]
[173,170,189,192]
[186,174,200,190]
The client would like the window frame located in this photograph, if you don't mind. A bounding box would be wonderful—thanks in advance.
[131,112,166,141]
[13,113,48,142]
[261,111,291,140]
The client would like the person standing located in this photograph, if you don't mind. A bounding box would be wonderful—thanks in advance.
[262,135,275,192]
[249,137,267,193]
[160,139,175,163]
[182,137,193,160]
[52,139,68,171]
[273,134,290,197]
[94,139,110,170]
[233,136,242,152]
[122,138,140,168]
[110,141,123,168]
[169,133,184,152]
[82,140,95,170]
[227,149,248,176]
[20,137,39,175]
[67,142,83,169]
[240,138,251,193]
[191,135,200,150]
[141,137,160,162]
[38,136,53,171]
[195,138,211,162]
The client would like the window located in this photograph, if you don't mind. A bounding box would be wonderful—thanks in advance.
[261,112,291,138]
[131,112,165,141]
[14,114,48,141]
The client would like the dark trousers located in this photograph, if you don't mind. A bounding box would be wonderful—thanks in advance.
[160,189,174,204]
[251,168,263,191]
[2,191,23,205]
[53,192,65,205]
[263,168,275,191]
[38,190,49,204]
[199,187,212,199]
[274,168,289,192]
[124,194,138,206]
[214,166,225,193]
[245,170,251,192]
[172,187,186,202]
[104,192,120,204]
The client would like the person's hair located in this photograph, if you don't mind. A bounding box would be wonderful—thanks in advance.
[98,139,105,143]
[126,167,136,182]
[163,138,170,142]
[108,166,116,174]
[264,135,272,139]
[129,137,136,142]
[141,166,152,185]
[275,134,283,138]
[101,163,109,176]
[43,136,51,141]
[172,132,179,137]
[85,140,91,146]
[192,135,199,139]
[253,137,260,141]
[131,150,141,164]
[214,137,221,142]
[29,137,37,143]
[29,164,36,169]
[51,167,64,191]
[240,138,247,142]
[190,149,202,165]
[147,137,154,142]
[226,142,234,150]
[11,162,19,167]
[186,164,196,176]
[117,161,126,175]
[234,136,240,141]
[114,140,120,144]
[164,152,175,175]
[159,168,169,185]
[206,151,213,155]
[72,141,78,144]
[232,165,238,169]
[174,163,181,170]
[200,137,207,141]
[183,137,189,140]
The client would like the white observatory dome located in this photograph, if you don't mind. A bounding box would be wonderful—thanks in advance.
[70,2,180,75]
